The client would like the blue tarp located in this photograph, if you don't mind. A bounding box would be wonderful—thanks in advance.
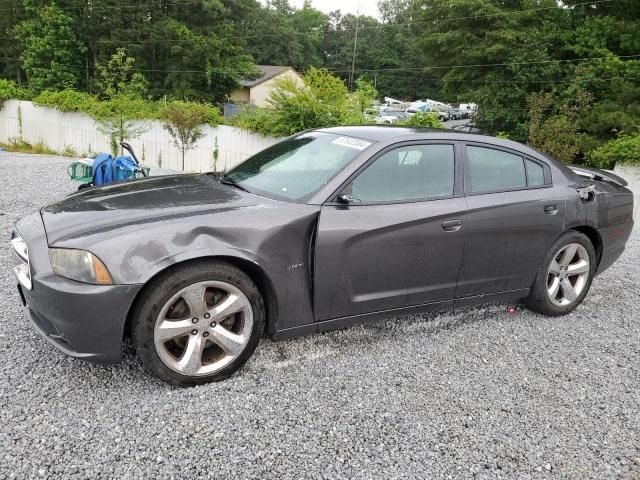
[92,154,138,185]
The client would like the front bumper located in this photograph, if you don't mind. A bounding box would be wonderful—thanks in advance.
[13,213,142,363]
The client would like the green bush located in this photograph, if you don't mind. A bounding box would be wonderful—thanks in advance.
[399,112,445,128]
[34,89,98,113]
[233,67,349,137]
[586,135,640,169]
[34,90,161,120]
[231,68,379,137]
[231,106,276,136]
[33,89,225,126]
[265,67,348,136]
[0,80,30,108]
[90,95,160,121]
[199,103,223,126]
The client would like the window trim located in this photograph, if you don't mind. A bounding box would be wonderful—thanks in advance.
[461,142,552,196]
[325,140,463,206]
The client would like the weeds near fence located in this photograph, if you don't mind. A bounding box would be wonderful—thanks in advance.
[61,145,78,157]
[1,138,67,156]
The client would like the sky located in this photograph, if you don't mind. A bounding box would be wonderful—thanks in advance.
[261,0,380,18]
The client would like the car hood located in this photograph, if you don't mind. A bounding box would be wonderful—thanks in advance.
[41,174,278,245]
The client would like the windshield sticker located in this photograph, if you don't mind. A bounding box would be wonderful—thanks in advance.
[332,137,372,150]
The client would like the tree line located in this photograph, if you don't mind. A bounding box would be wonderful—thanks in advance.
[0,0,639,161]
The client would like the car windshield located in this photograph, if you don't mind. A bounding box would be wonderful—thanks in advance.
[224,132,374,202]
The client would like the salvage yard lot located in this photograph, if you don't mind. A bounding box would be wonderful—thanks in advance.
[1,153,639,479]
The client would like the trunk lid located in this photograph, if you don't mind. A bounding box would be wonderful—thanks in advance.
[567,165,628,187]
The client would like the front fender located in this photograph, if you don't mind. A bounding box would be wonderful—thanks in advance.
[52,206,321,332]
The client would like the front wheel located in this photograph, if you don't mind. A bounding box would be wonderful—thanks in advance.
[132,261,265,386]
[525,231,596,316]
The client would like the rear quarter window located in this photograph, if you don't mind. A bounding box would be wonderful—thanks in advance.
[525,159,545,186]
[466,146,526,193]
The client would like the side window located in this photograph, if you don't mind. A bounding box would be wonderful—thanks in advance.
[351,144,455,203]
[526,159,545,186]
[466,146,525,193]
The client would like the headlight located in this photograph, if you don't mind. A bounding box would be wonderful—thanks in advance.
[49,249,113,285]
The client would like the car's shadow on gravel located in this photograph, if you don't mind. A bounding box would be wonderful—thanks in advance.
[23,302,528,389]
[228,302,535,380]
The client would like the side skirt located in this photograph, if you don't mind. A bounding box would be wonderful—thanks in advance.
[271,288,530,341]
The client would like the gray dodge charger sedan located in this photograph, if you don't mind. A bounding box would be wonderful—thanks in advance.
[11,126,634,385]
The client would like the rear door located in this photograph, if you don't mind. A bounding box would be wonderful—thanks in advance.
[313,142,467,321]
[455,142,566,297]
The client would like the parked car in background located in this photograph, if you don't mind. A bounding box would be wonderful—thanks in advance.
[375,111,409,124]
[364,108,379,121]
[406,103,449,122]
[459,103,478,118]
[451,123,481,133]
[11,126,634,386]
[447,109,466,120]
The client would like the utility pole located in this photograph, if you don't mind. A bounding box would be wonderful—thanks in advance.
[349,12,359,89]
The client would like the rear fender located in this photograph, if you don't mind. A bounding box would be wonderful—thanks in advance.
[564,175,633,274]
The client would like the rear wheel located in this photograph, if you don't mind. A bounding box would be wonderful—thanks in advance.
[132,261,264,386]
[526,231,596,316]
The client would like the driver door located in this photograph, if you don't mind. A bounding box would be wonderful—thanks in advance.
[313,142,468,321]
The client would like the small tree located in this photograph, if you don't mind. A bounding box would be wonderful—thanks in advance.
[94,95,149,157]
[342,78,379,124]
[527,89,591,164]
[352,78,378,115]
[161,101,213,170]
[95,48,148,99]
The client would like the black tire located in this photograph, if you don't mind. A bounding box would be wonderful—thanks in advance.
[525,230,596,316]
[132,260,265,386]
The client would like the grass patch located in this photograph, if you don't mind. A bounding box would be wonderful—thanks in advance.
[1,138,60,156]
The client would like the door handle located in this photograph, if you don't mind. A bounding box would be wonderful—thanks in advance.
[441,219,462,232]
[544,204,558,215]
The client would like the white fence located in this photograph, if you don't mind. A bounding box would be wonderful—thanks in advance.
[614,164,640,229]
[0,100,280,172]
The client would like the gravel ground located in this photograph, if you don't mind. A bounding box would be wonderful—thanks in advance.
[1,152,639,480]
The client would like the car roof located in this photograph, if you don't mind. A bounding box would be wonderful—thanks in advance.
[315,125,566,169]
[317,125,444,141]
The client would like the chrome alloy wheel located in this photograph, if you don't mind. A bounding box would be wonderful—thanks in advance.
[546,243,590,307]
[154,281,253,376]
